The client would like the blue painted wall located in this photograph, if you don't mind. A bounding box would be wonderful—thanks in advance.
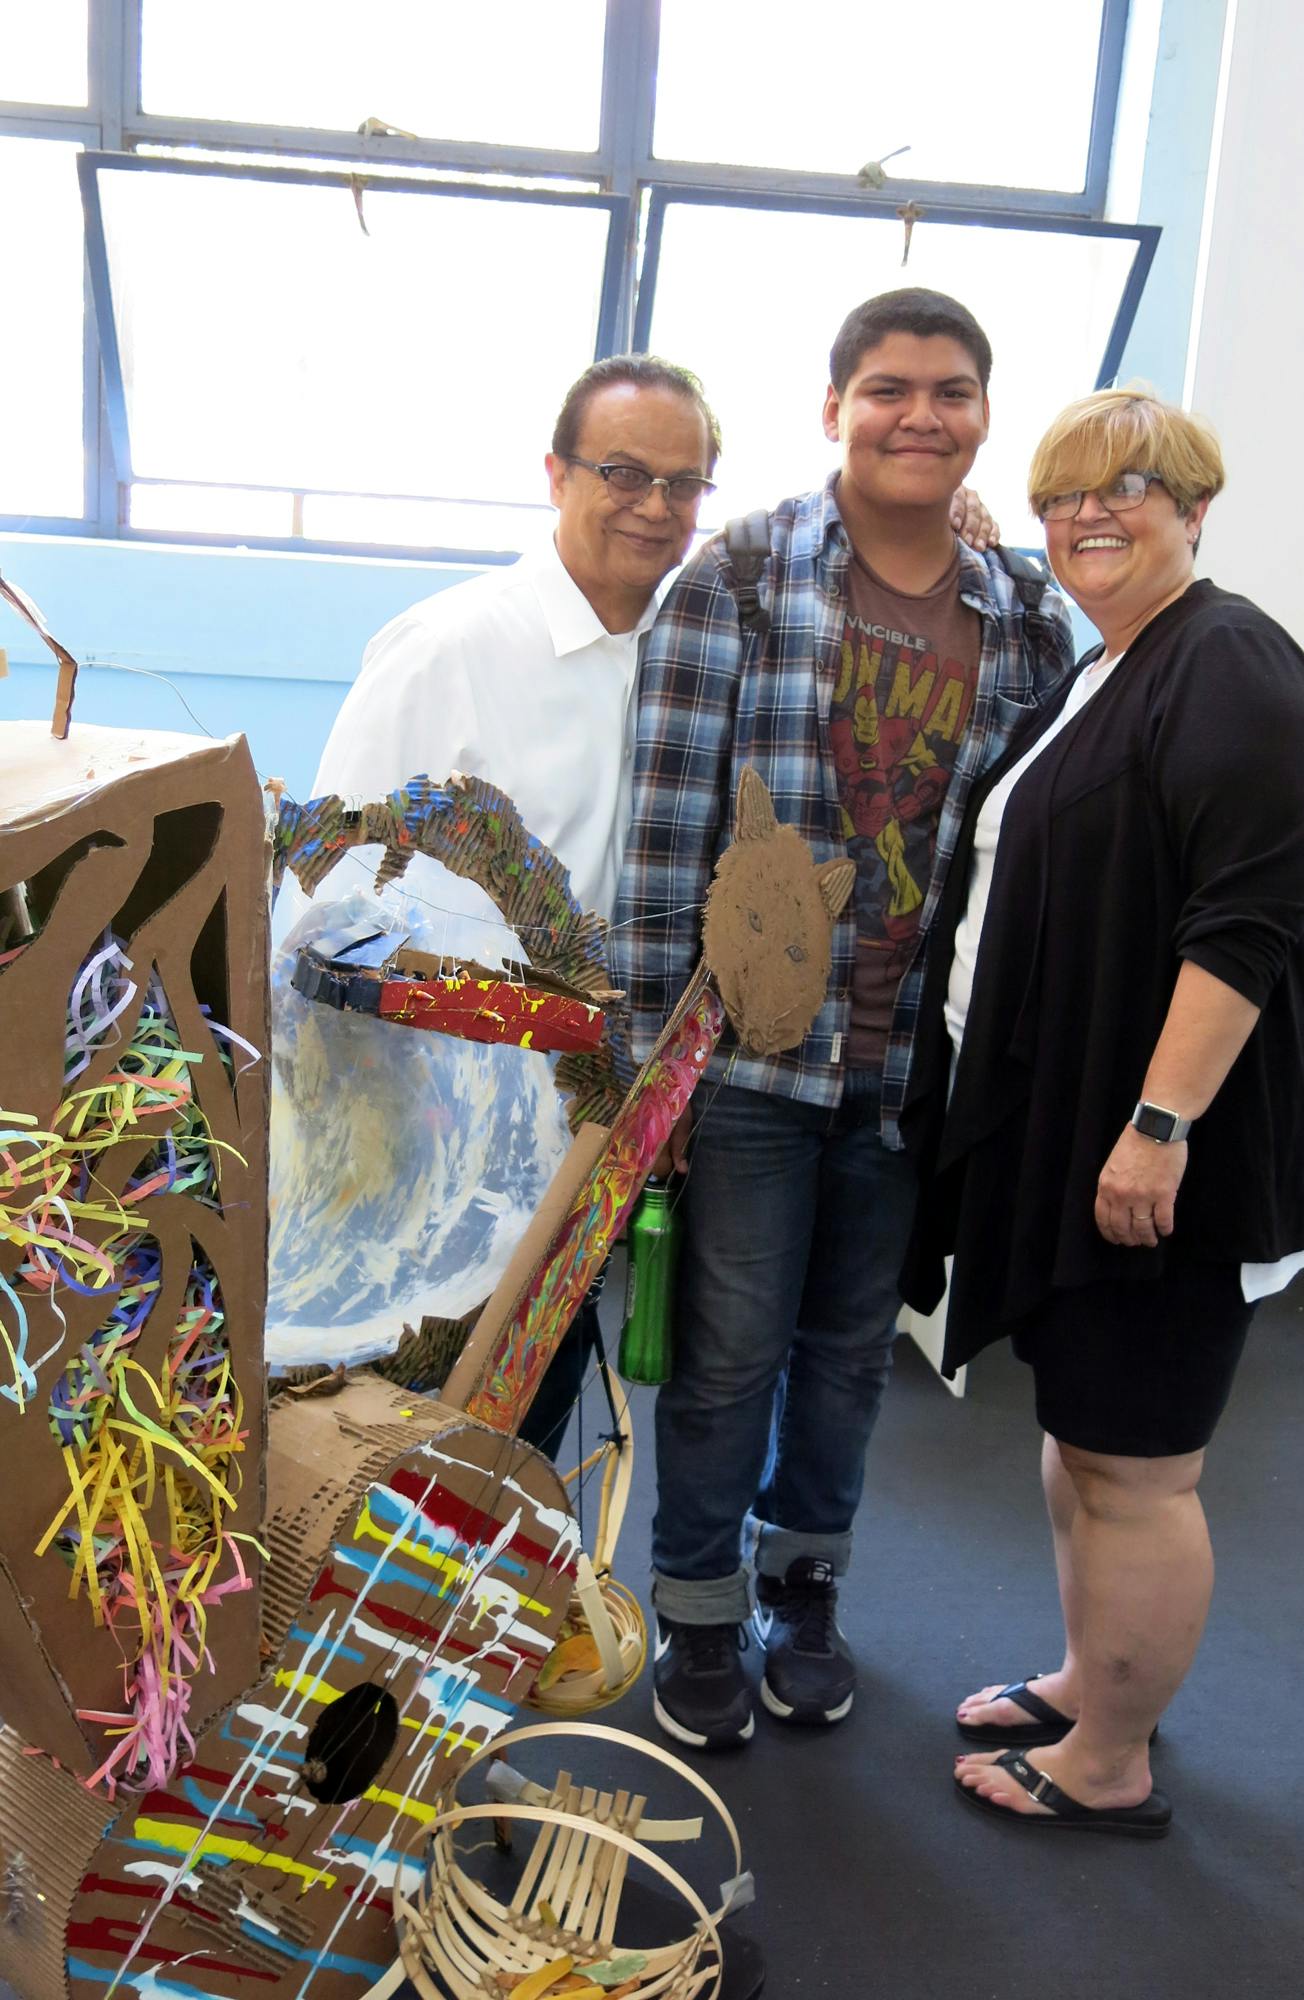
[0,0,1231,794]
[1,534,478,799]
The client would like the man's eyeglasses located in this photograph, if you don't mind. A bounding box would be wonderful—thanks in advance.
[1037,470,1163,522]
[565,456,716,512]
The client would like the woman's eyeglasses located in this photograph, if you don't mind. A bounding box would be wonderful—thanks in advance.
[1038,470,1163,522]
[565,456,716,512]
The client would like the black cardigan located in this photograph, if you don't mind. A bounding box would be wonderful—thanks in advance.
[899,579,1304,1372]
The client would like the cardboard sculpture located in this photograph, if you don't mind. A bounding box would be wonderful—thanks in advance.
[0,1375,579,2000]
[0,661,578,2000]
[442,964,722,1432]
[0,760,845,2000]
[0,715,269,1782]
[0,695,579,1997]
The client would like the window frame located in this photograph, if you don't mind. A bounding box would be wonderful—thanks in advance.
[634,187,1161,392]
[80,149,632,545]
[0,0,1140,558]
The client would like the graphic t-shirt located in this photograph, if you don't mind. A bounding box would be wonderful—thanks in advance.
[832,545,980,1067]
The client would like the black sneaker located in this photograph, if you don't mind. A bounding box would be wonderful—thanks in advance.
[752,1556,855,1725]
[652,1617,754,1749]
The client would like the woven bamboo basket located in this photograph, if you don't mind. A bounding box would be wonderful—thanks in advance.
[527,1421,646,1717]
[373,1720,749,2000]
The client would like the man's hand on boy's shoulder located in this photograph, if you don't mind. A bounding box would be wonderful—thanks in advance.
[950,485,999,553]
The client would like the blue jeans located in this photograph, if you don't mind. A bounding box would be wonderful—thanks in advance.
[652,1073,917,1625]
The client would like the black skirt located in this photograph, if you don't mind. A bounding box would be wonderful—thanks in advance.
[908,1104,1256,1455]
[1006,1263,1253,1458]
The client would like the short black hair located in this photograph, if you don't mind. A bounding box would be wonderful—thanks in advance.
[829,288,993,395]
[551,354,722,470]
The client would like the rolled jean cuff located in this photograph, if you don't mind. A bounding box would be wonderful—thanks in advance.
[751,1521,853,1581]
[651,1565,752,1626]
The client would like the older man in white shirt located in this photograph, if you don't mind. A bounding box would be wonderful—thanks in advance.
[300,356,722,1452]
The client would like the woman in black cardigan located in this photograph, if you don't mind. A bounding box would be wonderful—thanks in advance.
[900,388,1304,1837]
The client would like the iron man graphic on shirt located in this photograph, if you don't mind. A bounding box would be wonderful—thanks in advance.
[829,612,979,977]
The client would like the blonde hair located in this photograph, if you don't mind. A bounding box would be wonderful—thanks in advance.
[1028,385,1225,519]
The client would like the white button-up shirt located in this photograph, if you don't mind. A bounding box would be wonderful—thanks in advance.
[306,535,659,923]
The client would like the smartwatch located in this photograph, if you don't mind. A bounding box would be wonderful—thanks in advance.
[1130,1100,1193,1144]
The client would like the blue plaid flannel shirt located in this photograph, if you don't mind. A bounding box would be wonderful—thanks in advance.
[611,474,1076,1148]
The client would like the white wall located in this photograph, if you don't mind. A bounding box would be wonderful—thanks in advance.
[1186,0,1304,638]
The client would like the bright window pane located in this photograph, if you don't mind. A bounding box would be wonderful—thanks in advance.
[94,165,613,498]
[0,139,84,517]
[303,494,554,553]
[0,0,88,107]
[643,204,1139,543]
[655,0,1105,192]
[140,0,605,151]
[128,484,293,537]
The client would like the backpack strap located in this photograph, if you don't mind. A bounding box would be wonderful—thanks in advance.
[720,521,1048,630]
[721,509,773,637]
[993,544,1049,613]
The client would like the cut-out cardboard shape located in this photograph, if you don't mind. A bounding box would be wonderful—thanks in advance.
[704,765,855,1056]
[0,720,269,1782]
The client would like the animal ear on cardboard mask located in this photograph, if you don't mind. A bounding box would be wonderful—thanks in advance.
[703,768,853,1056]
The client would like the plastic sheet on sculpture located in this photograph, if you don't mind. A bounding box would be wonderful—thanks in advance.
[266,859,573,1372]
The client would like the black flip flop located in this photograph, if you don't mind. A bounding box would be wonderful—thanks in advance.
[956,1676,1072,1747]
[956,1676,1160,1748]
[954,1748,1172,1839]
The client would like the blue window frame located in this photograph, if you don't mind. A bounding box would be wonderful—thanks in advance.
[80,151,630,562]
[1,0,1143,560]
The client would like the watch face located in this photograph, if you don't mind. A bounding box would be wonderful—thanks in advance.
[1134,1103,1178,1142]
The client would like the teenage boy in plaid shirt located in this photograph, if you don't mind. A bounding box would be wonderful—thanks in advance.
[612,288,1075,1749]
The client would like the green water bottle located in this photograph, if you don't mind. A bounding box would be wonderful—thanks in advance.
[618,1178,680,1385]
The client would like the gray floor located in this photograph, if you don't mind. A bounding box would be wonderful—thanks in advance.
[9,1281,1302,1997]
[552,1284,1304,1999]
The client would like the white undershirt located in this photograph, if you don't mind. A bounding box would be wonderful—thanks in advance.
[945,651,1122,1052]
[943,651,1303,1304]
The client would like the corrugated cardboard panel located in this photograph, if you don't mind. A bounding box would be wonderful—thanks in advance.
[53,1377,577,2000]
[0,724,268,1774]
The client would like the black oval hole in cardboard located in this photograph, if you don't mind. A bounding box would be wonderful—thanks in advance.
[300,1681,399,1804]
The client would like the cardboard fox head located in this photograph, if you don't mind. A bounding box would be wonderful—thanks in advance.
[703,767,854,1056]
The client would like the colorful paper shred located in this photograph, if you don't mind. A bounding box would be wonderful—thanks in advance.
[0,930,260,1793]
